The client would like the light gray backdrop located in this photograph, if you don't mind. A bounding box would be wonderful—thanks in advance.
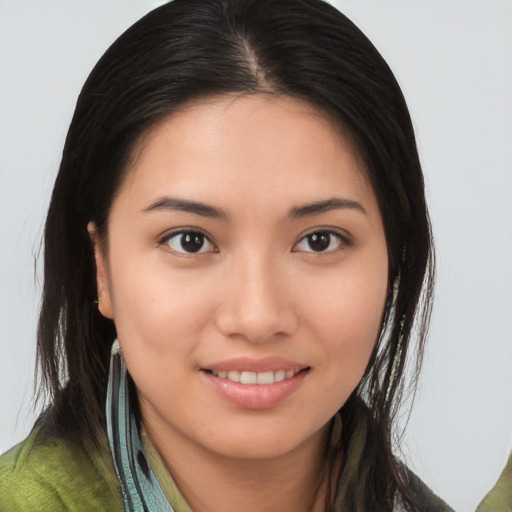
[1,1,511,511]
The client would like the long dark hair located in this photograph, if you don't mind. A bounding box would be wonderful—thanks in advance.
[36,0,434,510]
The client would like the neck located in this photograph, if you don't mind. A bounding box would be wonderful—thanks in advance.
[143,415,332,512]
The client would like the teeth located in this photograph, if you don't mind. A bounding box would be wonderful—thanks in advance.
[257,371,274,384]
[240,371,257,384]
[227,371,240,383]
[274,370,285,382]
[211,369,299,384]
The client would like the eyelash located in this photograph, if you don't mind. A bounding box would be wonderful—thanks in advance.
[292,230,349,254]
[160,229,350,255]
[161,230,217,255]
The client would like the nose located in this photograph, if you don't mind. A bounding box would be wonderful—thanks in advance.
[214,254,298,344]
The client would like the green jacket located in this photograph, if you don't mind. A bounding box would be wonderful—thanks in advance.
[476,452,512,512]
[0,427,123,511]
[0,426,195,512]
[0,425,453,511]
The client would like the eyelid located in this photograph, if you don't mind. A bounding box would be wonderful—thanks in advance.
[292,228,351,254]
[159,228,217,255]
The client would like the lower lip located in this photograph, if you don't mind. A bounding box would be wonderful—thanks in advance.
[202,370,309,410]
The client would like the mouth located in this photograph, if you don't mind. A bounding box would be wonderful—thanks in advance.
[200,356,310,409]
[204,368,309,385]
[201,364,310,409]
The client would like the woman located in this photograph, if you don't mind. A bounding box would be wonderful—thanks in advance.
[0,0,452,510]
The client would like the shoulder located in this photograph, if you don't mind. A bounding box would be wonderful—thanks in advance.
[0,425,124,511]
[400,464,455,512]
[476,452,512,512]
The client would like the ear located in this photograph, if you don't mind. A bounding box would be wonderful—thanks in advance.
[87,222,114,319]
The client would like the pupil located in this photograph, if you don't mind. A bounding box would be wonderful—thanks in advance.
[308,232,330,251]
[181,233,204,253]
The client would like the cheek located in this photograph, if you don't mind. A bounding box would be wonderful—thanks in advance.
[106,251,218,365]
[305,262,387,340]
[300,261,388,397]
[109,269,217,415]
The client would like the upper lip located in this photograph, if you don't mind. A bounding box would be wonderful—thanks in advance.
[202,356,309,373]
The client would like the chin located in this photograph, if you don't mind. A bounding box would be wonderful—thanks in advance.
[198,418,329,462]
[207,436,305,461]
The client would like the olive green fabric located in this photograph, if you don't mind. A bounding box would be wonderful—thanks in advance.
[0,425,196,512]
[0,426,123,511]
[1,423,454,511]
[476,452,512,512]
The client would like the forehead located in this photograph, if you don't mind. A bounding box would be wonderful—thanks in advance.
[117,94,376,216]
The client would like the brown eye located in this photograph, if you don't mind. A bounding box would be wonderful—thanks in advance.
[307,232,330,251]
[295,231,344,253]
[166,231,215,254]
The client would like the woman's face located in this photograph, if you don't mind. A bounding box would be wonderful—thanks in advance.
[92,94,389,460]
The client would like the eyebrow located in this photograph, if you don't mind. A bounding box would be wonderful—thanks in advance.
[289,197,366,218]
[141,196,366,220]
[141,197,228,219]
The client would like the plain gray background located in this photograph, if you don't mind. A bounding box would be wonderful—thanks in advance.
[1,1,511,510]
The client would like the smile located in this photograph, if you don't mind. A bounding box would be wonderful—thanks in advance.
[201,356,310,408]
[208,369,299,385]
[203,366,309,410]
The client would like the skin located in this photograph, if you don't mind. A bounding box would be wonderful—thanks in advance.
[90,94,389,512]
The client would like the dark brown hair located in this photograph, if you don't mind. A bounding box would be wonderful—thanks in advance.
[36,1,434,510]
